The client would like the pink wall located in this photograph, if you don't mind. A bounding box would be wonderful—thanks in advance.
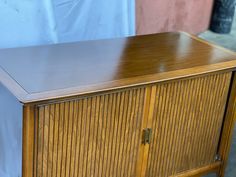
[136,0,214,35]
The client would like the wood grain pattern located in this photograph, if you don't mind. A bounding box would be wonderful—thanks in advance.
[170,161,221,177]
[139,85,157,177]
[34,87,146,177]
[145,72,232,177]
[0,32,236,103]
[23,72,235,177]
[23,105,35,177]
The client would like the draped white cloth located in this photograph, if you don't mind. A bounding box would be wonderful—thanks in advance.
[0,86,22,177]
[0,0,135,48]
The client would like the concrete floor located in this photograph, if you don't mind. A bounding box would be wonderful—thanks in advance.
[199,14,236,51]
[199,12,236,177]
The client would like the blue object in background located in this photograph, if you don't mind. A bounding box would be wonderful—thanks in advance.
[0,0,135,48]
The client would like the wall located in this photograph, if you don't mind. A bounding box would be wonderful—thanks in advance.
[136,0,214,35]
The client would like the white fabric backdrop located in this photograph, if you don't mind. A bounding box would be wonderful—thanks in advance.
[0,85,22,177]
[0,0,135,48]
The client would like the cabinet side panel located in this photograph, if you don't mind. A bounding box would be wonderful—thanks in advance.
[218,72,236,177]
[0,84,22,177]
[145,72,232,177]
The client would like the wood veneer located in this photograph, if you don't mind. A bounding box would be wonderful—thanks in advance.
[145,72,231,177]
[35,87,146,177]
[0,32,236,177]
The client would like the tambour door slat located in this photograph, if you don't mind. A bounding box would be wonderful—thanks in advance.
[34,87,146,177]
[145,72,232,177]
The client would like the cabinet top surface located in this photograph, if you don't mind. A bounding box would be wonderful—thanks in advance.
[0,32,236,103]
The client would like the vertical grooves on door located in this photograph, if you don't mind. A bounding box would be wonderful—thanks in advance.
[35,87,146,177]
[145,72,231,177]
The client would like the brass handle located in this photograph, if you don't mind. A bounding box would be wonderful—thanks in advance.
[142,128,152,145]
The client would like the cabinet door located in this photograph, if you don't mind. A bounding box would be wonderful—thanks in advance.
[34,87,146,177]
[144,72,232,177]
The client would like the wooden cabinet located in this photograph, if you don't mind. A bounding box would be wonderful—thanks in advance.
[0,32,236,177]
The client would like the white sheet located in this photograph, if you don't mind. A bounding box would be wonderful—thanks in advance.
[0,85,22,177]
[0,0,135,48]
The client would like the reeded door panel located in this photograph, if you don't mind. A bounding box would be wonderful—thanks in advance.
[33,72,232,177]
[34,87,146,177]
[145,72,232,177]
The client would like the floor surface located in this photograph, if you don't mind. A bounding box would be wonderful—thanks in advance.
[199,12,236,177]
